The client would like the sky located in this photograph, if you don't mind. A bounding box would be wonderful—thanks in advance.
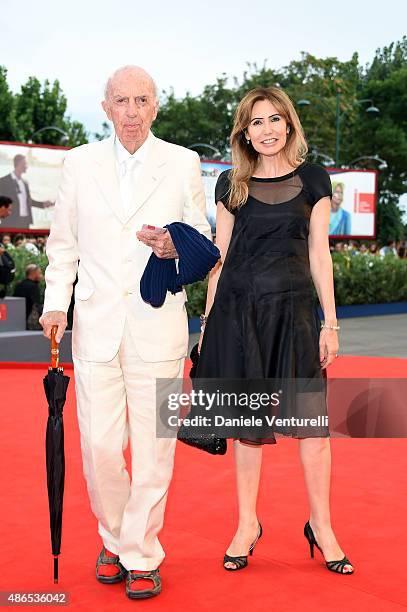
[1,0,406,137]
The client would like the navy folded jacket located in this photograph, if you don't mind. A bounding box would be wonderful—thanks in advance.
[140,222,220,307]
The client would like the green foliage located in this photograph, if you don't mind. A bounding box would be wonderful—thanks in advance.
[154,78,235,157]
[347,37,407,239]
[257,53,361,163]
[0,70,88,146]
[367,37,407,81]
[187,254,407,315]
[154,39,407,240]
[2,39,406,240]
[3,250,406,315]
[185,277,208,317]
[376,192,406,242]
[0,67,17,140]
[332,252,407,304]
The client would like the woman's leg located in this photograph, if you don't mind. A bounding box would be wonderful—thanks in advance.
[224,440,263,568]
[299,437,353,572]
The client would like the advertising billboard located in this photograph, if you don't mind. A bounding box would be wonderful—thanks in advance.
[0,141,377,239]
[200,160,232,233]
[201,164,378,238]
[328,168,377,239]
[0,141,66,231]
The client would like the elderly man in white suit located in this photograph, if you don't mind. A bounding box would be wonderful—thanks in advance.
[40,65,211,600]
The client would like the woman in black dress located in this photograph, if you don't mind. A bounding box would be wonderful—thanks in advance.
[197,87,354,574]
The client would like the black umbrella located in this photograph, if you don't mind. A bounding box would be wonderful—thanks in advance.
[43,325,70,583]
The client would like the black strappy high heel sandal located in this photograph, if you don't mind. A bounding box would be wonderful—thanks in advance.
[223,523,263,571]
[304,521,354,574]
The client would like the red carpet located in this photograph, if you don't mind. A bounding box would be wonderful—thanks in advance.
[1,356,406,611]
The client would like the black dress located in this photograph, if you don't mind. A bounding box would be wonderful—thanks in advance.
[196,161,333,445]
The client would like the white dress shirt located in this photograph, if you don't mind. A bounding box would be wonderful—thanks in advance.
[11,172,28,217]
[114,132,151,215]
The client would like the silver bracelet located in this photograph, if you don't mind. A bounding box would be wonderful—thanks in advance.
[321,322,340,331]
[200,314,208,332]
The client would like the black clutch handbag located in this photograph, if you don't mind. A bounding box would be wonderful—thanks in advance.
[177,343,227,455]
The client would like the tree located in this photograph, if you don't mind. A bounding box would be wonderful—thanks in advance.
[235,54,362,164]
[154,78,235,157]
[0,68,88,146]
[349,38,407,240]
[0,67,17,140]
[154,54,365,163]
[2,40,405,241]
[376,191,406,242]
[154,40,407,241]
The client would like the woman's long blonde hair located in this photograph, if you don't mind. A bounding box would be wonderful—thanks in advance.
[228,87,308,209]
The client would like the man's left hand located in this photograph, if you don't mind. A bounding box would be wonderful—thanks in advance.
[136,228,178,259]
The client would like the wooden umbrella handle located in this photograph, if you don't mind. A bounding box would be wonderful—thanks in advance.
[51,325,59,369]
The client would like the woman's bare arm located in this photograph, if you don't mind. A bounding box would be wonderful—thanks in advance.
[198,202,235,348]
[308,196,339,369]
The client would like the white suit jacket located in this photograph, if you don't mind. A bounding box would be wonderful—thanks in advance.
[43,132,211,363]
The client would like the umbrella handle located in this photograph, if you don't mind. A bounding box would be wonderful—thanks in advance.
[51,325,59,369]
[54,556,59,583]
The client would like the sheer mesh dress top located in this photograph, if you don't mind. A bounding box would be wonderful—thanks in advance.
[195,161,333,446]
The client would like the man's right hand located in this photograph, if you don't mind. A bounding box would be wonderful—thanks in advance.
[39,311,67,343]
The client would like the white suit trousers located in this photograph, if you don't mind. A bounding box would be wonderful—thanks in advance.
[73,317,184,571]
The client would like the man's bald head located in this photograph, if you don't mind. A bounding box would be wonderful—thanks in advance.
[104,65,157,102]
[101,65,159,154]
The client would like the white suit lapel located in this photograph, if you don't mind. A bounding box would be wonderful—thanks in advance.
[92,135,127,225]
